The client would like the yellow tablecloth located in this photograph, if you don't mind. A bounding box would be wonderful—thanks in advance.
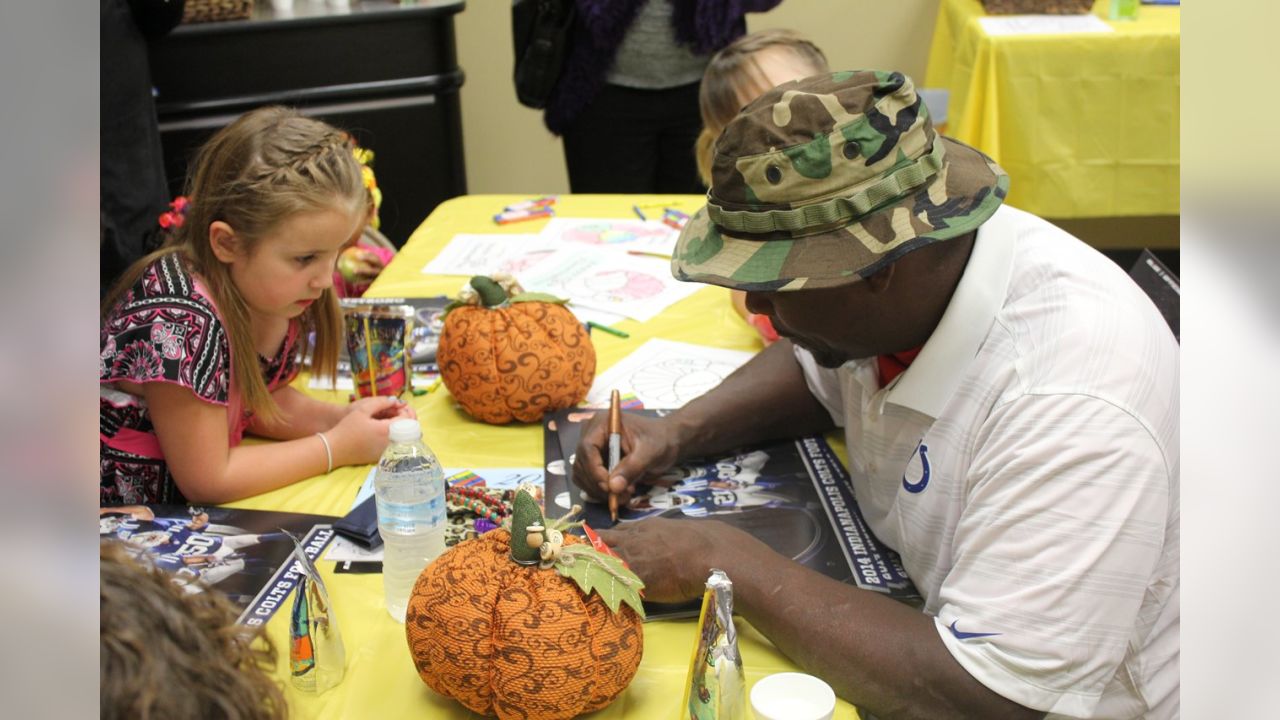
[925,0,1179,218]
[229,195,861,719]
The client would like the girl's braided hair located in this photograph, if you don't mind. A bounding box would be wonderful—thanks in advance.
[103,106,368,424]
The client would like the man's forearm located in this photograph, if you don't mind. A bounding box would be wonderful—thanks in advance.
[721,543,1043,720]
[669,339,835,459]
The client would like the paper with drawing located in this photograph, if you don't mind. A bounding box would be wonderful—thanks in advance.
[517,246,700,321]
[586,338,755,408]
[420,233,557,276]
[421,217,678,279]
[537,217,678,256]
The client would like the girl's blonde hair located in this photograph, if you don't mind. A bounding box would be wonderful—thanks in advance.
[103,106,369,425]
[696,30,829,185]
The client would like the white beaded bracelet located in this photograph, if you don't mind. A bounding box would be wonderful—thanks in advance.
[315,432,333,474]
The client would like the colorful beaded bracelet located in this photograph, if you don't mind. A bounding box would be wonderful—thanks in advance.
[445,488,510,525]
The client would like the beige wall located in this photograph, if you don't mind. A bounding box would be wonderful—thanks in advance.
[454,0,942,195]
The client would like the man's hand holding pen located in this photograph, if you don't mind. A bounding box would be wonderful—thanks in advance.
[571,408,683,520]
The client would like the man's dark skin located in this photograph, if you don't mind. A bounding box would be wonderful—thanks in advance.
[574,232,1045,720]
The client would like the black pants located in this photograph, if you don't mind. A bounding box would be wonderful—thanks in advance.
[561,81,707,195]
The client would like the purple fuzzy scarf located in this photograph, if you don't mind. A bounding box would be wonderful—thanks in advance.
[543,0,781,135]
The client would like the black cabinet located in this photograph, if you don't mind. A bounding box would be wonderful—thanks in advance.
[149,0,467,247]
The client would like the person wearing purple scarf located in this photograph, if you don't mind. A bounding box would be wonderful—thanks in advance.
[547,0,783,194]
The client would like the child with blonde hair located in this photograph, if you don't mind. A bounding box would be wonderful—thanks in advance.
[101,106,416,505]
[694,30,829,344]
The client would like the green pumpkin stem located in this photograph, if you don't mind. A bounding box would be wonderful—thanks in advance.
[509,487,544,565]
[470,276,508,308]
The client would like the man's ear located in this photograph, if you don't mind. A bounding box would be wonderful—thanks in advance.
[865,261,896,293]
[208,221,240,263]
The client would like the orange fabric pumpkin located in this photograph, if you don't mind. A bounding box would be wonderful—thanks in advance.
[405,528,644,719]
[437,277,595,425]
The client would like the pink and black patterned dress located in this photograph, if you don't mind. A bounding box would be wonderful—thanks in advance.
[100,253,300,505]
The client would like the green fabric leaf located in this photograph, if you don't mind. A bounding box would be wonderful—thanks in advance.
[510,292,569,305]
[554,545,646,619]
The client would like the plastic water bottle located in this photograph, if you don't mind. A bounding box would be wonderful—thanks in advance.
[374,419,444,622]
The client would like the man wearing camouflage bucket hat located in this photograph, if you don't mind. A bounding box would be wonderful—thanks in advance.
[575,71,1178,719]
[676,69,1007,292]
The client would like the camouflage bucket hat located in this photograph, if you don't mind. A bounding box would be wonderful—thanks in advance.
[673,70,1009,291]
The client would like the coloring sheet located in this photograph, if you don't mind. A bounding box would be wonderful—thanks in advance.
[586,338,755,408]
[565,304,627,327]
[421,233,559,276]
[538,217,679,256]
[516,245,701,321]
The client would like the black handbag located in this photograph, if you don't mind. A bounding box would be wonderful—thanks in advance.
[512,0,576,109]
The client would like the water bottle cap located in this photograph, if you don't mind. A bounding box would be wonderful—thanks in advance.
[388,419,422,443]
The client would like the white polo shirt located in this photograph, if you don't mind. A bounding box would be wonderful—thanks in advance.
[797,204,1179,719]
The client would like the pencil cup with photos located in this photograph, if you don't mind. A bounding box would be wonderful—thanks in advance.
[343,305,415,398]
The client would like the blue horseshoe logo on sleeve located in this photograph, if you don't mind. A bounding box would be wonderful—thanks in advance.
[902,441,931,494]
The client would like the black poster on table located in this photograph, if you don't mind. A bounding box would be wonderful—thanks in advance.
[543,409,919,619]
[99,504,338,626]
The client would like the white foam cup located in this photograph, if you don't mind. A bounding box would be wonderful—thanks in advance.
[750,672,836,720]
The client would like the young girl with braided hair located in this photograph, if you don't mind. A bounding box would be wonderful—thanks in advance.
[100,106,416,505]
[694,30,829,345]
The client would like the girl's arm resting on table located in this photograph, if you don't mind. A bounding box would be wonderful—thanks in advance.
[145,383,407,504]
[249,387,418,441]
[247,386,346,440]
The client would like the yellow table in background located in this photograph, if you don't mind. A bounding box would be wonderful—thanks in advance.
[230,195,862,719]
[925,0,1179,218]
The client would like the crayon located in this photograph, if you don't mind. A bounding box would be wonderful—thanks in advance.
[586,321,629,338]
[662,208,690,230]
[503,196,556,212]
[632,205,647,221]
[494,207,555,225]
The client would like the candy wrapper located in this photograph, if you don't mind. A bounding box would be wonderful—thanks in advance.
[343,304,414,398]
[288,533,346,693]
[683,569,746,720]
